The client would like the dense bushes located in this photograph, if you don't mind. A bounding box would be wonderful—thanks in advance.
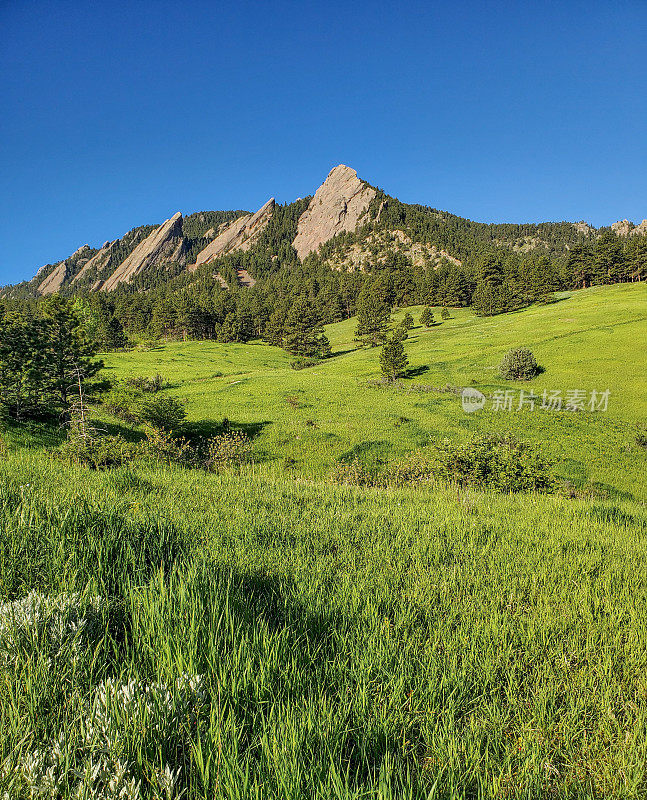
[137,395,186,433]
[434,434,555,492]
[499,348,540,380]
[330,434,555,493]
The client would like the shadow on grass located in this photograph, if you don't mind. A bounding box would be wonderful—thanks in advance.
[182,419,271,444]
[404,365,430,378]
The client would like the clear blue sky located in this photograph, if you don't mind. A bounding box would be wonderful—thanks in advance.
[1,0,646,284]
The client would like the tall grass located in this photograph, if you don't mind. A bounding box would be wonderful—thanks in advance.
[1,448,647,797]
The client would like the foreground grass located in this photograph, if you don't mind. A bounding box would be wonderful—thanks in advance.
[1,447,647,797]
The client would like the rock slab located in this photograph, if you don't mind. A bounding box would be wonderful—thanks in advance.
[101,213,185,291]
[292,165,376,260]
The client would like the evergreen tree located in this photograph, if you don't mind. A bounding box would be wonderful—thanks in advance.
[402,311,414,330]
[282,297,331,358]
[41,296,103,408]
[380,334,409,381]
[420,307,435,327]
[355,282,391,347]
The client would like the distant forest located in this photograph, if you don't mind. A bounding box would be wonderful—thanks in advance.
[2,195,645,353]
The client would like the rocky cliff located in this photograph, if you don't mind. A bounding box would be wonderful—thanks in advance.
[191,198,275,269]
[612,219,647,236]
[38,245,93,295]
[292,165,376,260]
[100,213,185,292]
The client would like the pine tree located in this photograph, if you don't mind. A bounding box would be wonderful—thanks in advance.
[282,297,331,358]
[402,311,414,330]
[380,334,409,381]
[41,296,103,409]
[420,307,435,327]
[355,282,391,347]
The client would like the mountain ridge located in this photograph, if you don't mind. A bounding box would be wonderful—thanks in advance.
[3,164,645,299]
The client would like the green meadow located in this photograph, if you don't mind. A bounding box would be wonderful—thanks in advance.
[103,282,647,496]
[1,282,647,798]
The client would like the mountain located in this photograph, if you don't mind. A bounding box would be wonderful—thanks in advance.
[2,164,645,299]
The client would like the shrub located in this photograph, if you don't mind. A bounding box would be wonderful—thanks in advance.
[125,373,168,392]
[383,452,434,486]
[402,312,414,330]
[499,348,540,380]
[139,427,194,466]
[330,458,375,487]
[205,431,252,471]
[56,433,136,470]
[137,395,186,432]
[291,357,319,370]
[433,434,555,493]
[101,383,142,424]
[440,307,451,320]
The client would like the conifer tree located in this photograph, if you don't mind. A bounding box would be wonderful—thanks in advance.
[420,307,435,327]
[282,297,331,358]
[380,334,409,381]
[355,282,391,347]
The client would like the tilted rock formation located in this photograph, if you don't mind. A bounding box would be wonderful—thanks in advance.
[191,199,275,269]
[612,219,647,236]
[292,165,376,260]
[101,213,185,291]
[72,240,116,284]
[38,244,93,295]
[38,262,68,295]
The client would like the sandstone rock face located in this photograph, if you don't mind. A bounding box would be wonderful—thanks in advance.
[38,262,68,295]
[191,199,275,269]
[38,244,93,295]
[612,219,647,236]
[101,213,185,291]
[573,222,594,235]
[292,165,376,260]
[72,240,116,284]
[612,220,634,236]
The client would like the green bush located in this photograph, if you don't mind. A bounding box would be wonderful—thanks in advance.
[205,431,252,471]
[137,395,187,432]
[139,427,194,466]
[125,373,168,392]
[101,383,142,424]
[433,434,555,493]
[382,452,434,486]
[330,458,375,487]
[56,434,136,470]
[440,307,451,320]
[290,357,320,370]
[499,348,540,380]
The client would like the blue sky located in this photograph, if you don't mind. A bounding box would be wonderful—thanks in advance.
[1,0,646,284]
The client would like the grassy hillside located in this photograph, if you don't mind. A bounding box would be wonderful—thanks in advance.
[103,282,647,498]
[1,283,646,798]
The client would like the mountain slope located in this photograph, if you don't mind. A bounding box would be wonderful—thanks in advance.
[2,164,646,299]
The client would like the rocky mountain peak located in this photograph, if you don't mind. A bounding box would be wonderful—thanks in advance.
[611,219,647,237]
[292,165,376,260]
[99,212,185,292]
[191,198,275,269]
